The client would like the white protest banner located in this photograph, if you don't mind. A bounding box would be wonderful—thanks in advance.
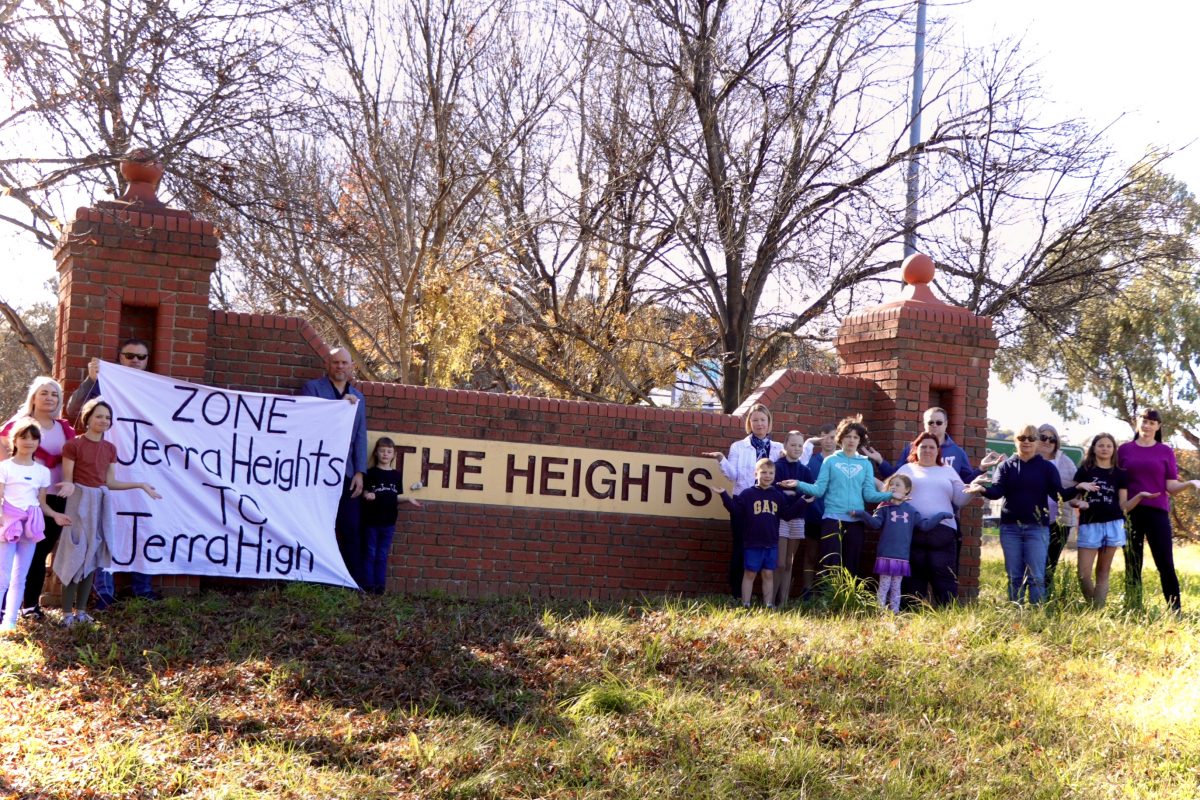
[95,362,358,588]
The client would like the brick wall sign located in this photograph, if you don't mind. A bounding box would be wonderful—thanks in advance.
[368,433,733,519]
[53,166,998,601]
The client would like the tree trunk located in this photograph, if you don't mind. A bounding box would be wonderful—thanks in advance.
[0,300,52,374]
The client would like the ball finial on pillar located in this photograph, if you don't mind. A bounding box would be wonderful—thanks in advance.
[898,252,942,304]
[901,252,936,285]
[118,148,165,207]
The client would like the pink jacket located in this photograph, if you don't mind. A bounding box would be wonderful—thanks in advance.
[0,500,46,544]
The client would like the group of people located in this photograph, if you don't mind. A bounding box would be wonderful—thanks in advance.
[712,404,1200,613]
[3,336,1195,624]
[0,340,163,633]
[0,340,421,634]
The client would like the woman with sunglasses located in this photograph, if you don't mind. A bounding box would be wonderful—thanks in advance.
[965,424,1097,604]
[1117,409,1200,612]
[1036,423,1077,597]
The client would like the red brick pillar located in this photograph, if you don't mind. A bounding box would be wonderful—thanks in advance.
[53,151,219,596]
[834,254,998,600]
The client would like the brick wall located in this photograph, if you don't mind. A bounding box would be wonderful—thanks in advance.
[55,203,217,388]
[836,298,999,596]
[207,310,330,392]
[54,189,998,601]
[201,307,898,598]
[54,201,219,596]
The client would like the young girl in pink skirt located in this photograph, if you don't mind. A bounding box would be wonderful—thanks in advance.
[853,474,950,612]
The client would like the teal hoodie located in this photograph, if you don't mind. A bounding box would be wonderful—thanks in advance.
[795,451,892,520]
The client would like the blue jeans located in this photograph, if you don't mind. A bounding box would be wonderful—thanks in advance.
[362,524,396,594]
[999,523,1050,604]
[94,569,155,599]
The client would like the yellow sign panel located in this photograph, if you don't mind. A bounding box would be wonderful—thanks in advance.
[367,432,734,520]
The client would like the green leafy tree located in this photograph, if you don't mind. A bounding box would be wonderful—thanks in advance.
[994,168,1200,448]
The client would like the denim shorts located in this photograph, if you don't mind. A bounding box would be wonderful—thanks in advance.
[1076,519,1126,549]
[744,546,779,572]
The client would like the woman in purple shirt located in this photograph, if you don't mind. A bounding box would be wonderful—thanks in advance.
[1117,409,1200,612]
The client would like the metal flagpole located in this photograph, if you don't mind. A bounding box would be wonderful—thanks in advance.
[903,0,927,257]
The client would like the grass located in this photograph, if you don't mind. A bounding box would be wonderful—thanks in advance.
[1,547,1199,798]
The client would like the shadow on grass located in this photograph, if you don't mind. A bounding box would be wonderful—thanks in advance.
[0,774,66,800]
[29,583,572,729]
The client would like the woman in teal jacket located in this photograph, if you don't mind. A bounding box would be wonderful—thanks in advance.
[790,417,899,579]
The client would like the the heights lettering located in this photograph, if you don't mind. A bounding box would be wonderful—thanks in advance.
[393,445,718,508]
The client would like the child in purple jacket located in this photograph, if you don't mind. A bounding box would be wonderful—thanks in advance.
[853,474,951,612]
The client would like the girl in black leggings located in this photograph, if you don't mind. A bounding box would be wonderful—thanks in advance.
[1116,409,1200,612]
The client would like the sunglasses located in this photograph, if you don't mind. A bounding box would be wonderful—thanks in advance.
[1015,435,1038,443]
[1039,435,1057,443]
[120,352,149,361]
[925,420,946,426]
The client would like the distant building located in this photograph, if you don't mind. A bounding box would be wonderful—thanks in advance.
[648,360,722,410]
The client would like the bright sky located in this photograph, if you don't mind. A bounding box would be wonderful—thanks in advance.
[954,0,1200,444]
[3,0,1196,446]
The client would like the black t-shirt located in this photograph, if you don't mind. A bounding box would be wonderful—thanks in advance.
[363,467,402,526]
[1071,464,1127,525]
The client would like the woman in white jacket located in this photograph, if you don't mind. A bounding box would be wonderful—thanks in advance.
[704,404,783,599]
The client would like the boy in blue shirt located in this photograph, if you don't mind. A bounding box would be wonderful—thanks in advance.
[721,458,807,608]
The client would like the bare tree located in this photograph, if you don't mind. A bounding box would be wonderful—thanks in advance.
[0,0,312,367]
[8,0,1187,417]
[207,0,566,385]
[577,0,1011,411]
[0,300,55,412]
[0,0,311,239]
[919,40,1188,343]
[477,7,705,403]
[991,168,1200,448]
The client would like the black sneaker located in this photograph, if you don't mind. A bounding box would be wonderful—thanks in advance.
[18,606,45,622]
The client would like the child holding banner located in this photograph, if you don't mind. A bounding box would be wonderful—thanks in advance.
[55,400,162,626]
[0,419,73,633]
[361,437,421,594]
